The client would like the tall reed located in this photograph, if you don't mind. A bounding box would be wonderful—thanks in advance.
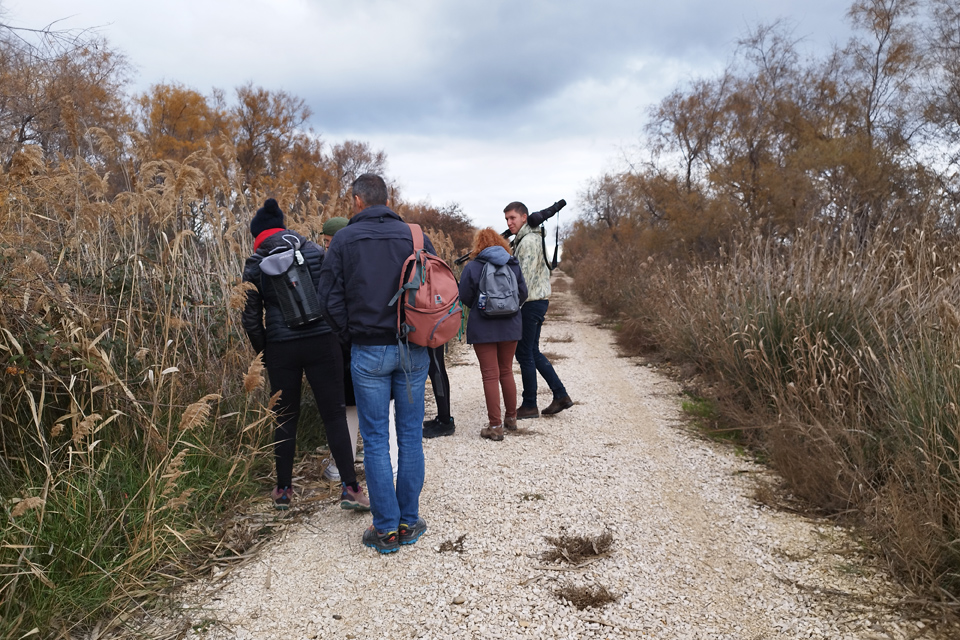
[570,221,960,597]
[0,137,290,636]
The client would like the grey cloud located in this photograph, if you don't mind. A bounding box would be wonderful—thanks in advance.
[301,0,849,138]
[17,0,851,143]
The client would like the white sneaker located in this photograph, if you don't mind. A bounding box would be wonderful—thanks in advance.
[322,459,341,482]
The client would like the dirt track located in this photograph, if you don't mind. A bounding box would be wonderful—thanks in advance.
[168,271,956,640]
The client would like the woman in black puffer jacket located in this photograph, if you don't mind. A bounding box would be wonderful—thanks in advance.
[241,199,369,511]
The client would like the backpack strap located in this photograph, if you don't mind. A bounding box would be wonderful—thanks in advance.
[388,223,427,309]
[406,224,428,302]
[539,226,556,272]
[408,223,425,253]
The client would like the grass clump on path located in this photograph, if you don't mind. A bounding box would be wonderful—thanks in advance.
[555,584,619,610]
[541,531,614,564]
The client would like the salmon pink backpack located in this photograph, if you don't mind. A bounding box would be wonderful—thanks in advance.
[389,224,462,348]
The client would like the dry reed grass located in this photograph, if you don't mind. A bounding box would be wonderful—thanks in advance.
[0,132,290,637]
[567,220,960,600]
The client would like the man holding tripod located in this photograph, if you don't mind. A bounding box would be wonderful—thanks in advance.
[504,200,574,420]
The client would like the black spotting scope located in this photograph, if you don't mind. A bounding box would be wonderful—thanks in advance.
[454,199,566,266]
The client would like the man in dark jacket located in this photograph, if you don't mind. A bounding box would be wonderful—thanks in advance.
[317,174,432,554]
[241,198,369,512]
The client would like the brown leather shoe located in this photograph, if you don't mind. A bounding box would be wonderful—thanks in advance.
[504,416,517,431]
[480,425,504,441]
[541,395,574,415]
[516,405,539,420]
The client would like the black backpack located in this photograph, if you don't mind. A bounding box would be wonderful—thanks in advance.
[259,234,323,328]
[477,261,520,318]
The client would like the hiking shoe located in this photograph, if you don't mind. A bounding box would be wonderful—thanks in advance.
[271,486,293,510]
[322,458,341,482]
[480,425,504,441]
[362,526,399,554]
[398,517,427,546]
[340,484,371,511]
[542,395,574,415]
[423,416,456,438]
[517,405,539,420]
[504,416,518,431]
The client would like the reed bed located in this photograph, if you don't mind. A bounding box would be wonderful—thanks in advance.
[0,127,467,636]
[569,222,960,599]
[0,140,295,637]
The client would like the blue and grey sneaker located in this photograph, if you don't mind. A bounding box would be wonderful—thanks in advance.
[362,526,399,554]
[398,517,427,545]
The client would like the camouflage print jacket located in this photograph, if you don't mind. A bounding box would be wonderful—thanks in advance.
[512,223,551,302]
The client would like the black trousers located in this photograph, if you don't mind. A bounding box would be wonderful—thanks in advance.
[428,345,451,422]
[263,333,356,488]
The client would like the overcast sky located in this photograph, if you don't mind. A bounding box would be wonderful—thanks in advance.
[10,0,851,230]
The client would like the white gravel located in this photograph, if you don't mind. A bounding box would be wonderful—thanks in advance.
[173,272,957,640]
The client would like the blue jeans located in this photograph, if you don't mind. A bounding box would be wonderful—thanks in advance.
[515,299,567,407]
[351,343,429,533]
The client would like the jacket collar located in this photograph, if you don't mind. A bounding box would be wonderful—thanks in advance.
[253,228,285,251]
[478,245,511,265]
[350,204,401,223]
[513,223,534,245]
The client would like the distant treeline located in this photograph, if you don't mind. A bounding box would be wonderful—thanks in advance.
[0,19,476,251]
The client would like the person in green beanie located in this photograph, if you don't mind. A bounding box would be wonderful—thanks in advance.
[322,216,349,250]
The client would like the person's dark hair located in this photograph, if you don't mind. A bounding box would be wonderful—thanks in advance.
[352,173,388,207]
[503,201,528,217]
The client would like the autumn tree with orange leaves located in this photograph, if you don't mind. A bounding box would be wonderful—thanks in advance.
[0,23,131,188]
[136,83,230,163]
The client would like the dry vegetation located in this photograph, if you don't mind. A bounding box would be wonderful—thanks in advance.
[0,134,279,637]
[542,533,618,610]
[541,531,615,565]
[554,584,619,610]
[438,534,468,553]
[563,0,960,603]
[0,19,472,639]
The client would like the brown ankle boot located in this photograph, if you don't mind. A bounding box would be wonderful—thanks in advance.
[516,405,539,420]
[504,416,517,431]
[480,425,504,441]
[541,395,574,415]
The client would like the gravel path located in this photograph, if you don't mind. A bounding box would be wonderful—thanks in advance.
[175,272,955,640]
